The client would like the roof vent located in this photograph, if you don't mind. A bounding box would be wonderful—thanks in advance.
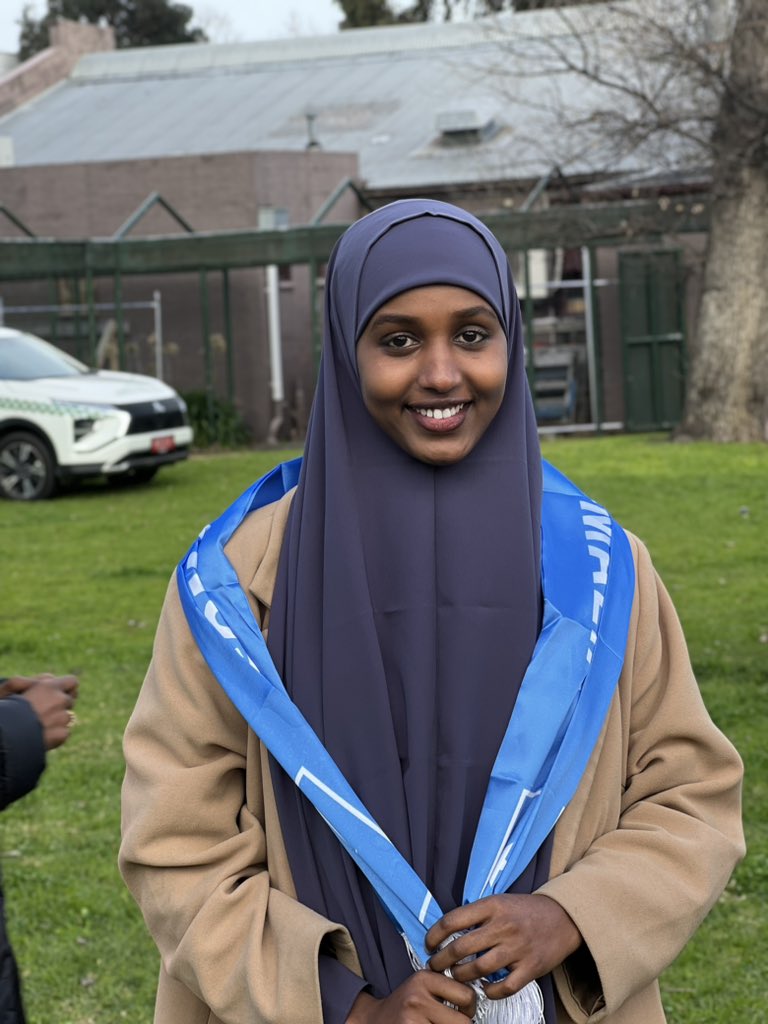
[435,103,498,146]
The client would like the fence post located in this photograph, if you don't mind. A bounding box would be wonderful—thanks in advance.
[114,260,125,369]
[222,269,234,404]
[522,249,535,396]
[86,257,97,365]
[199,269,214,440]
[153,290,163,381]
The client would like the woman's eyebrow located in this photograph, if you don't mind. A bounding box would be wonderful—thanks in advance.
[368,313,421,329]
[368,305,498,330]
[453,305,498,321]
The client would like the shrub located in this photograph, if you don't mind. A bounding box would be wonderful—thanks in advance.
[182,390,251,448]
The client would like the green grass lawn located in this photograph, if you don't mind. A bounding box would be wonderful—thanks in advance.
[1,436,764,1023]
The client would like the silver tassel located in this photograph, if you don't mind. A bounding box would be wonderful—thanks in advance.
[403,936,544,1024]
[474,981,544,1024]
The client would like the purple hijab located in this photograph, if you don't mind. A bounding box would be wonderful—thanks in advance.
[267,200,552,1013]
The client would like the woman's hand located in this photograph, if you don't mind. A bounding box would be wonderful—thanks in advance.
[426,894,582,1000]
[346,970,476,1024]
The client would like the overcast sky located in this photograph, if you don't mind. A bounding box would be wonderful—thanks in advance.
[0,0,347,54]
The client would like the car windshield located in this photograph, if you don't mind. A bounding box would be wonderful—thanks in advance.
[0,332,89,380]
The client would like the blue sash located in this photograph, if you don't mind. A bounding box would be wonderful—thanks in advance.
[177,458,634,964]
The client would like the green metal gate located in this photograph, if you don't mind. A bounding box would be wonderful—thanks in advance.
[619,250,686,431]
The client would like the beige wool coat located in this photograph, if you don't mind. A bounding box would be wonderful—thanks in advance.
[119,490,744,1024]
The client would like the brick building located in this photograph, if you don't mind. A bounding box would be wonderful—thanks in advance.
[0,10,709,438]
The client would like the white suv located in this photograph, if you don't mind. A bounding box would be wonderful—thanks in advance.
[0,327,193,500]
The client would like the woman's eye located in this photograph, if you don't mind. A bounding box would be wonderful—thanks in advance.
[384,333,416,350]
[457,328,488,345]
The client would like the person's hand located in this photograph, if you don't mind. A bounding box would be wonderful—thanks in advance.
[6,674,79,750]
[426,894,582,1000]
[0,674,39,699]
[1,673,78,700]
[346,970,476,1024]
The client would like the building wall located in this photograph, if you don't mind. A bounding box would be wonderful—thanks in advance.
[0,148,360,439]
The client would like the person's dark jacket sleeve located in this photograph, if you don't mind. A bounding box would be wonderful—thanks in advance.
[319,952,369,1024]
[0,697,46,812]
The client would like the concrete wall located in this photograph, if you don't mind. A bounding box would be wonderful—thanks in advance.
[0,148,360,440]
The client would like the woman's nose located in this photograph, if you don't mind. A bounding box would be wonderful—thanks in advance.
[418,341,462,392]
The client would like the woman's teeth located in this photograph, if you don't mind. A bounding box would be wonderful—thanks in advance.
[414,403,465,420]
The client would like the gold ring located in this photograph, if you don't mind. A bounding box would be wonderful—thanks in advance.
[67,710,77,728]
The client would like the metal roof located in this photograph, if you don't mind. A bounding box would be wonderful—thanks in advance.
[0,7,688,190]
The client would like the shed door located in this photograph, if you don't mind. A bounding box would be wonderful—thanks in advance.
[619,251,686,431]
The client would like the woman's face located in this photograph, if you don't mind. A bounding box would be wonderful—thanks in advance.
[356,285,508,465]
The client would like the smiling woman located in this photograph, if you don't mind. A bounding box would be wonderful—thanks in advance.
[356,285,508,465]
[120,199,744,1024]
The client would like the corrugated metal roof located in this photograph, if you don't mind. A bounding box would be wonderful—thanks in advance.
[69,11,577,79]
[0,8,678,190]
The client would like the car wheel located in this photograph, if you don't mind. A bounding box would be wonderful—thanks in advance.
[0,431,57,501]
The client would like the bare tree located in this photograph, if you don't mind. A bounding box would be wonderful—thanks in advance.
[482,0,768,441]
[332,1,600,28]
[687,0,768,441]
